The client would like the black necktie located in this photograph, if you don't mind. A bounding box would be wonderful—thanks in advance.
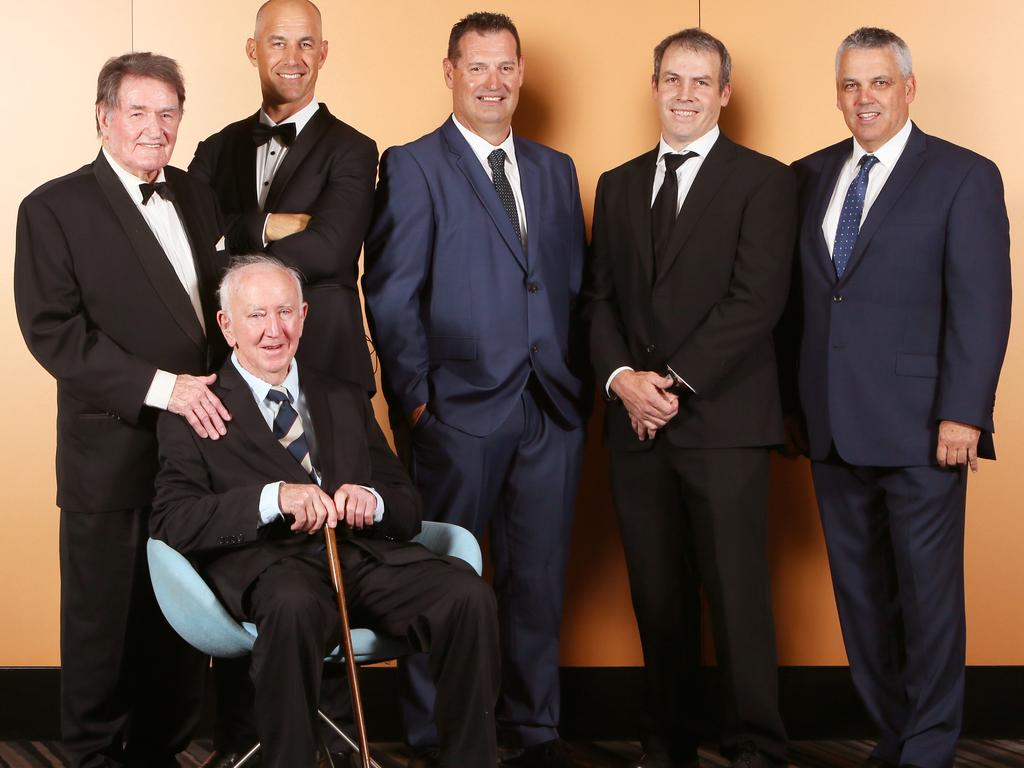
[651,151,697,265]
[487,148,522,242]
[251,122,297,147]
[139,181,174,205]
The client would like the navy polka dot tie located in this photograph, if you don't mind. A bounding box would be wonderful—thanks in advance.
[488,149,522,242]
[832,154,879,278]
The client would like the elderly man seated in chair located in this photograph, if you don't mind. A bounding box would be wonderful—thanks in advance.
[151,255,500,768]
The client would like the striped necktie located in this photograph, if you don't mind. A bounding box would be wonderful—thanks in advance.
[265,386,316,481]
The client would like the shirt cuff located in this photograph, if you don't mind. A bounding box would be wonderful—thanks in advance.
[259,481,285,526]
[605,366,634,399]
[361,486,385,523]
[262,214,272,247]
[665,365,696,393]
[144,369,177,410]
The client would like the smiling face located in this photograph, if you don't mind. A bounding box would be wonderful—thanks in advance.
[97,75,181,182]
[247,0,327,122]
[218,264,307,385]
[653,44,731,150]
[443,29,524,145]
[836,46,915,152]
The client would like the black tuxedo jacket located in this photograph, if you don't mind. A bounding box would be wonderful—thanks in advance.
[15,152,227,511]
[190,104,379,392]
[151,361,427,617]
[586,133,797,451]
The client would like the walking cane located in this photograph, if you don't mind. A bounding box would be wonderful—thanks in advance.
[324,525,372,768]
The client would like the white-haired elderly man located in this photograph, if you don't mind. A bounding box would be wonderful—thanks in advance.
[151,256,500,768]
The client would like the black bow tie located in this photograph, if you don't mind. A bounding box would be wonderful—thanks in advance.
[139,181,174,205]
[252,121,297,147]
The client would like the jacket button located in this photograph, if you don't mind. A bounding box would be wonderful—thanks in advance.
[527,283,539,293]
[530,344,539,353]
[645,344,656,353]
[832,295,844,302]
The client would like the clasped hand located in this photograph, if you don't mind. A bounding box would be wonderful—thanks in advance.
[610,370,679,441]
[278,483,378,533]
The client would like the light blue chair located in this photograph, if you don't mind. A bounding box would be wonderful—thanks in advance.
[147,521,483,768]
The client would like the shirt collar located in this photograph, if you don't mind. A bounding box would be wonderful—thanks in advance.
[657,124,720,165]
[231,351,301,404]
[450,113,518,169]
[259,98,320,136]
[851,118,913,169]
[102,147,167,205]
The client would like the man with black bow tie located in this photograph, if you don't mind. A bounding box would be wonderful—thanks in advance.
[15,52,228,768]
[189,0,378,395]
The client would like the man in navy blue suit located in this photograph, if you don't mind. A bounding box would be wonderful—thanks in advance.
[362,12,586,768]
[785,27,1011,768]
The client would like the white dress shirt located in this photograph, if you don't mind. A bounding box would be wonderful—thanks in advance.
[451,114,529,247]
[103,149,206,410]
[822,118,913,257]
[256,98,321,211]
[229,353,384,526]
[605,126,722,397]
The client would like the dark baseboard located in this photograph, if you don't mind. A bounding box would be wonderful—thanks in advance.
[2,666,1020,741]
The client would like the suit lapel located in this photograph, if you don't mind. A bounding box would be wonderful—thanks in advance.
[515,137,544,269]
[838,124,927,284]
[810,146,847,281]
[93,152,205,351]
[264,104,331,212]
[300,369,337,487]
[626,148,659,287]
[442,119,527,272]
[219,362,314,485]
[165,167,219,334]
[655,135,735,283]
[231,112,260,210]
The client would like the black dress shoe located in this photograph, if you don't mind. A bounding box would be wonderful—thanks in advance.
[632,752,700,768]
[407,746,441,768]
[199,750,261,768]
[502,739,576,767]
[729,749,776,768]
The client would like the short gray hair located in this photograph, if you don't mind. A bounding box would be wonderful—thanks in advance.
[653,28,732,92]
[836,27,913,79]
[218,255,304,318]
[95,52,185,134]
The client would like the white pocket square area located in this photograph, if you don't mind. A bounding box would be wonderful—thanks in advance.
[215,236,226,252]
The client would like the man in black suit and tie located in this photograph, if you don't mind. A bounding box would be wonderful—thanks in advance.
[189,0,377,393]
[584,29,795,768]
[151,256,500,768]
[783,28,1011,768]
[15,52,229,768]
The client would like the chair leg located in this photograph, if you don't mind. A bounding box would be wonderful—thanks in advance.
[233,743,262,767]
[317,710,383,768]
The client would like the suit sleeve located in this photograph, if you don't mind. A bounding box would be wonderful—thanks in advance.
[666,163,798,395]
[259,136,378,284]
[936,157,1012,432]
[14,193,157,424]
[362,146,435,416]
[584,172,636,387]
[150,411,265,555]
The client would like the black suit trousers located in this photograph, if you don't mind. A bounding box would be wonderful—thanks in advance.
[59,508,204,768]
[237,547,500,768]
[609,443,787,762]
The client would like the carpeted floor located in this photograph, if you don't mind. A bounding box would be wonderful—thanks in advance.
[1,740,1023,767]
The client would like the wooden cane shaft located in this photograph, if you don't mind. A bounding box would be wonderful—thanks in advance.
[325,526,372,768]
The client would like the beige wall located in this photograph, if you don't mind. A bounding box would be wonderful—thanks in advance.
[3,1,1021,668]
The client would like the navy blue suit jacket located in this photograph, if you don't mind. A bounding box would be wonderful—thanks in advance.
[789,123,1011,466]
[363,118,587,436]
